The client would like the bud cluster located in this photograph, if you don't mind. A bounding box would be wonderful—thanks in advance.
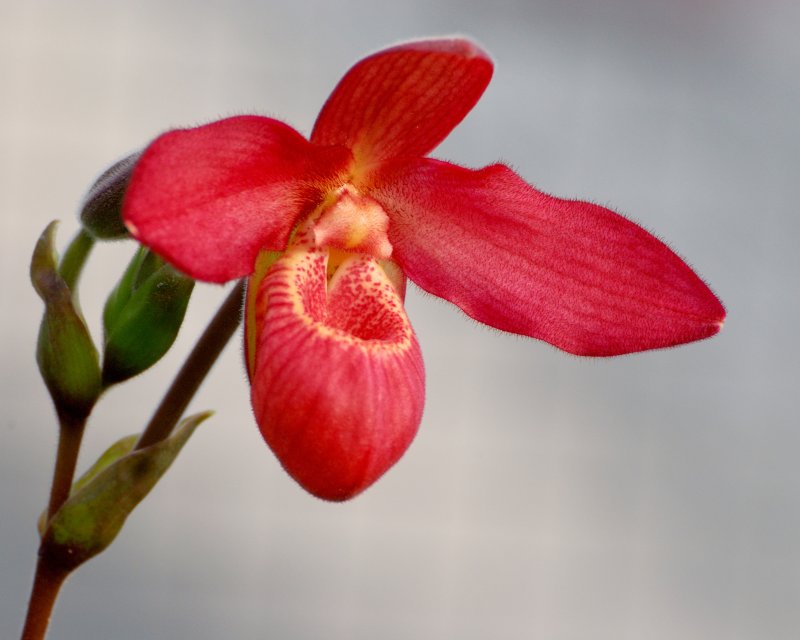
[32,154,195,417]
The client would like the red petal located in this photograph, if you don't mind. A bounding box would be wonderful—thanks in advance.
[311,38,493,168]
[248,244,425,501]
[368,159,725,356]
[123,116,352,283]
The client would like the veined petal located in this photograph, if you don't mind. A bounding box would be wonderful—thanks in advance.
[368,159,725,356]
[123,116,352,283]
[311,38,493,168]
[248,244,425,501]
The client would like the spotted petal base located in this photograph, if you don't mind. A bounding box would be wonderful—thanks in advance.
[246,244,425,501]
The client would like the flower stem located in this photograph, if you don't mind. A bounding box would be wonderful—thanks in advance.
[46,414,88,520]
[135,279,245,450]
[20,418,87,640]
[19,557,69,640]
[58,228,94,291]
[23,398,91,640]
[42,227,98,518]
[21,230,96,640]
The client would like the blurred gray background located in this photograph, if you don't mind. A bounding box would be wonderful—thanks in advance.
[2,1,798,638]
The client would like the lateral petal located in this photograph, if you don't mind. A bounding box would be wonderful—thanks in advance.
[368,159,725,356]
[248,244,425,501]
[311,38,493,168]
[123,116,352,283]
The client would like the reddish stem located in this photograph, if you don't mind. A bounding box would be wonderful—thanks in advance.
[20,556,69,640]
[135,280,244,449]
[46,414,86,520]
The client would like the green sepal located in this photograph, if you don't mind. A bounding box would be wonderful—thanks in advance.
[102,248,195,385]
[37,434,138,537]
[102,247,164,338]
[40,412,212,571]
[79,152,140,240]
[31,221,101,421]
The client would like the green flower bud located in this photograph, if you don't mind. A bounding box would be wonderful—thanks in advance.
[79,152,140,240]
[102,247,195,385]
[31,222,102,421]
[102,247,161,332]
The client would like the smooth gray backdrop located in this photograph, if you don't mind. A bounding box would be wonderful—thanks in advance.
[2,1,798,638]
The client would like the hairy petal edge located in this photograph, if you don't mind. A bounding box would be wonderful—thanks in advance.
[368,158,725,356]
[311,38,493,169]
[124,116,352,283]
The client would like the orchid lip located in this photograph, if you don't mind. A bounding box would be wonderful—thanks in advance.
[248,240,425,501]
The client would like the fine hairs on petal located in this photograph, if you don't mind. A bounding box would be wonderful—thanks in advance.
[123,116,352,283]
[311,38,494,166]
[123,36,724,502]
[367,158,724,356]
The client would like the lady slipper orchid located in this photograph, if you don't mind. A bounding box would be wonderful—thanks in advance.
[122,38,725,501]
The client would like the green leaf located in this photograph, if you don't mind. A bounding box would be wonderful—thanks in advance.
[31,221,101,420]
[41,412,212,571]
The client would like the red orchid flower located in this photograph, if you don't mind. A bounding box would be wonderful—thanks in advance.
[122,38,724,501]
